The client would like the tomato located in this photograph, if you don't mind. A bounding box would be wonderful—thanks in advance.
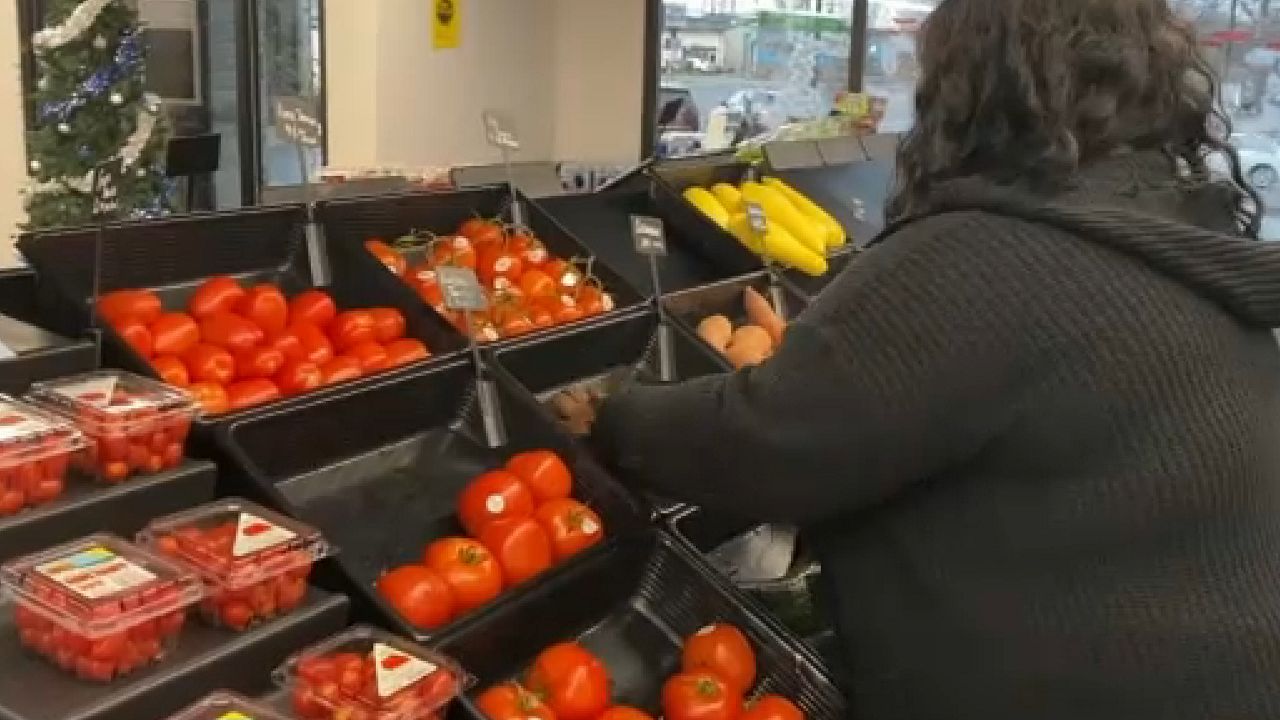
[577,283,614,317]
[509,230,550,267]
[519,269,557,300]
[319,356,362,385]
[288,289,338,327]
[384,339,430,367]
[98,289,162,325]
[429,235,477,270]
[366,238,407,276]
[682,624,757,695]
[422,538,503,613]
[505,450,572,502]
[478,517,553,586]
[188,276,246,319]
[409,265,445,306]
[151,356,190,388]
[188,382,230,416]
[535,499,605,561]
[375,564,454,630]
[200,312,264,353]
[477,245,524,290]
[328,310,377,352]
[289,322,335,365]
[662,672,743,720]
[368,307,406,343]
[528,304,555,330]
[115,319,153,358]
[599,707,658,720]
[234,346,286,379]
[239,284,289,335]
[525,642,610,720]
[544,259,584,293]
[148,312,200,356]
[541,294,586,325]
[275,360,323,395]
[476,683,556,720]
[460,218,505,249]
[182,343,236,385]
[457,469,535,537]
[741,696,804,720]
[347,341,388,373]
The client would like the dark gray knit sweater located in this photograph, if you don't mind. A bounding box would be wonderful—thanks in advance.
[593,152,1280,719]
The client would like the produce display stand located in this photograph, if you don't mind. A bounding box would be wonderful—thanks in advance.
[0,268,97,396]
[771,159,894,245]
[663,271,809,339]
[648,155,765,278]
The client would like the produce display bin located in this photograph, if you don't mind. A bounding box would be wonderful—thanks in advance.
[0,314,97,398]
[217,358,648,644]
[783,250,856,301]
[662,272,808,362]
[438,530,846,720]
[16,206,466,434]
[772,159,895,245]
[648,156,763,278]
[166,692,291,720]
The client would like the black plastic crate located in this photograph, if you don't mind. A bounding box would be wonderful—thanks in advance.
[648,156,763,278]
[783,250,857,301]
[217,358,648,644]
[772,159,895,245]
[0,314,97,397]
[15,206,467,432]
[439,530,846,720]
[662,272,807,365]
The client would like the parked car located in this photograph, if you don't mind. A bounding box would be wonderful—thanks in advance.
[1231,132,1280,191]
[658,83,701,132]
[724,89,784,140]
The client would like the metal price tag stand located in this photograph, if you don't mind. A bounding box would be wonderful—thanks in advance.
[630,214,676,382]
[275,96,330,286]
[86,157,125,366]
[437,265,507,448]
[745,201,788,320]
[482,110,526,227]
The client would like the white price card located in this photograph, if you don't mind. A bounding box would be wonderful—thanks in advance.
[437,266,488,312]
[482,110,520,151]
[745,201,768,234]
[630,215,668,256]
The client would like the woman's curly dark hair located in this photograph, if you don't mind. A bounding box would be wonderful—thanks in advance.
[887,0,1261,237]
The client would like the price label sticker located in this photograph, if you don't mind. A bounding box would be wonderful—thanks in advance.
[745,202,768,234]
[275,96,323,147]
[90,158,123,217]
[437,266,489,312]
[630,215,667,256]
[482,110,520,151]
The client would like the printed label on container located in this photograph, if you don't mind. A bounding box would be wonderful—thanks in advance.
[0,411,49,443]
[36,547,157,599]
[51,376,118,408]
[232,513,297,558]
[373,642,437,698]
[217,713,252,720]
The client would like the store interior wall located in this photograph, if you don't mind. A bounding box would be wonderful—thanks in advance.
[0,2,26,267]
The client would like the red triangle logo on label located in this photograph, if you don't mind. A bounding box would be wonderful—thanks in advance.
[381,653,409,670]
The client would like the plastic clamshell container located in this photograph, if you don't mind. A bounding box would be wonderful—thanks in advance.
[0,394,91,514]
[166,691,293,720]
[0,533,203,682]
[275,625,474,720]
[138,498,330,631]
[27,370,198,484]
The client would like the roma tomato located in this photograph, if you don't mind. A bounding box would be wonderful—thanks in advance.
[234,346,285,379]
[535,499,604,561]
[328,310,376,352]
[741,696,804,720]
[682,624,757,695]
[187,382,230,415]
[200,312,264,353]
[375,564,454,630]
[275,360,323,395]
[239,284,289,334]
[319,356,362,386]
[505,450,572,502]
[476,683,556,720]
[369,307,406,343]
[289,322,334,365]
[288,290,337,327]
[149,313,200,356]
[662,672,743,720]
[526,642,610,720]
[151,356,190,388]
[429,235,477,270]
[422,538,503,613]
[384,339,430,367]
[365,238,407,276]
[457,469,535,537]
[182,343,236,385]
[115,319,153,358]
[188,276,246,319]
[98,289,162,325]
[460,218,505,248]
[478,517,553,586]
[346,341,388,373]
[476,245,524,290]
[225,379,281,411]
[266,328,305,362]
[599,707,658,720]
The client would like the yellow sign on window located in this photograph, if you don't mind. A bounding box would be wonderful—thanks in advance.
[433,0,461,49]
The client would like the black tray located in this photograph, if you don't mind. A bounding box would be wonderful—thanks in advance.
[0,590,349,720]
[439,530,846,720]
[662,272,808,362]
[0,314,98,397]
[772,160,895,245]
[217,358,648,643]
[648,156,763,278]
[783,250,856,301]
[16,206,467,434]
[0,460,217,564]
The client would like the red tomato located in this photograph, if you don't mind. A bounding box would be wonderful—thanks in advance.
[384,339,430,367]
[346,341,388,373]
[457,469,535,537]
[275,360,323,395]
[366,238,407,276]
[289,322,335,365]
[151,356,190,388]
[509,231,550,267]
[663,672,743,720]
[239,285,289,335]
[288,290,338,327]
[577,284,614,317]
[234,346,286,379]
[368,308,406,343]
[98,289,162,325]
[741,696,804,720]
[528,304,555,330]
[544,259,584,293]
[519,269,557,300]
[375,564,455,630]
[505,450,572,502]
[460,218,505,249]
[526,642,611,720]
[328,310,377,352]
[319,356,362,385]
[422,538,503,613]
[224,379,280,412]
[409,265,445,306]
[599,707,658,720]
[200,312,264,353]
[182,344,236,385]
[187,382,230,416]
[535,499,605,561]
[266,328,306,362]
[148,313,200,356]
[682,624,757,695]
[430,235,478,270]
[542,294,586,325]
[478,517,553,586]
[188,276,246,319]
[476,683,556,720]
[115,319,153,358]
[476,245,524,290]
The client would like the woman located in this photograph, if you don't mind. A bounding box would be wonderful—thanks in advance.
[578,1,1280,718]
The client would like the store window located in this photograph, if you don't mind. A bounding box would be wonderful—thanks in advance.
[654,0,854,157]
[860,0,940,133]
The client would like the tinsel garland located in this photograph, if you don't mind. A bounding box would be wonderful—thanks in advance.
[25,97,161,195]
[32,0,114,52]
[39,29,142,123]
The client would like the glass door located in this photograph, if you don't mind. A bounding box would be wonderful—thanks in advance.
[255,0,324,191]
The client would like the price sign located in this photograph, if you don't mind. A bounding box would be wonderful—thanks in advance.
[437,266,488,312]
[630,215,667,256]
[275,96,323,147]
[745,202,768,234]
[482,110,520,151]
[90,158,123,218]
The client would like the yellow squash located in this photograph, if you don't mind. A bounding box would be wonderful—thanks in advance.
[739,181,828,256]
[763,176,847,249]
[727,212,828,277]
[683,187,729,228]
[711,183,744,213]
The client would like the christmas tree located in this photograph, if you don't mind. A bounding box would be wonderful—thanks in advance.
[24,0,169,229]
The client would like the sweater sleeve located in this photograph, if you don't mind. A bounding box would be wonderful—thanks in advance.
[590,214,1036,526]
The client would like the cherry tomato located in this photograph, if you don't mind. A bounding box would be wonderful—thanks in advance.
[460,218,505,249]
[115,319,153,358]
[347,341,388,372]
[429,235,477,270]
[528,304,555,329]
[151,356,190,388]
[478,517,553,586]
[275,360,323,395]
[543,294,586,325]
[319,356,362,385]
[187,382,230,416]
[200,312,264,353]
[682,623,757,695]
[506,450,572,503]
[384,339,430,367]
[599,707,658,720]
[662,672,744,720]
[368,307,406,343]
[234,346,286,379]
[288,289,338,327]
[509,231,550,267]
[182,343,236,385]
[477,245,524,290]
[422,537,503,613]
[741,696,804,720]
[224,379,280,411]
[366,238,407,276]
[148,312,200,356]
[239,284,289,335]
[98,289,162,326]
[375,564,455,630]
[577,283,614,316]
[409,265,445,307]
[526,642,611,720]
[535,499,605,561]
[328,310,377,352]
[457,469,535,537]
[519,269,557,300]
[289,322,335,365]
[544,259,584,293]
[188,276,246,319]
[476,683,556,720]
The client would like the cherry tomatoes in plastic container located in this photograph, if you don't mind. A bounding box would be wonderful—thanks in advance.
[0,396,90,515]
[165,691,292,720]
[274,625,473,720]
[139,498,330,631]
[28,371,199,483]
[0,534,203,682]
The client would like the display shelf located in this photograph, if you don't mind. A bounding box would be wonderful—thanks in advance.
[0,589,349,720]
[783,250,856,301]
[662,271,808,360]
[0,460,217,563]
[0,268,97,396]
[772,159,894,246]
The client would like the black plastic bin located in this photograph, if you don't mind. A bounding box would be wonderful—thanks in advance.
[439,529,846,720]
[772,159,895,245]
[0,268,97,396]
[16,205,466,434]
[662,271,808,363]
[217,357,648,644]
[648,155,763,278]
